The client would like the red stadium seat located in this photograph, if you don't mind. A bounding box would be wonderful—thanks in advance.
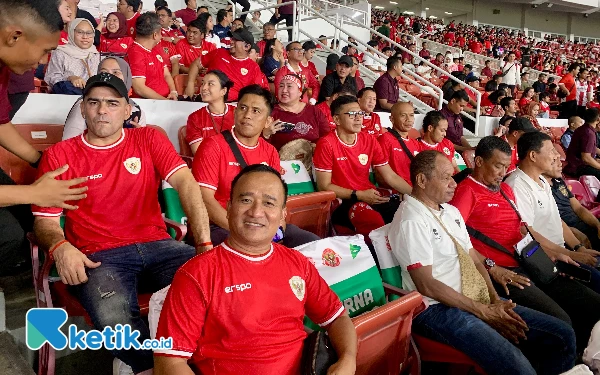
[413,334,486,374]
[408,128,421,140]
[463,150,475,169]
[429,77,443,87]
[579,176,600,217]
[178,126,193,157]
[29,218,187,375]
[0,124,64,185]
[564,179,600,216]
[147,124,168,137]
[549,127,566,142]
[173,74,202,96]
[285,191,336,238]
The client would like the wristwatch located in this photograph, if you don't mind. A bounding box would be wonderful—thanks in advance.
[350,190,358,202]
[573,243,584,251]
[483,258,496,270]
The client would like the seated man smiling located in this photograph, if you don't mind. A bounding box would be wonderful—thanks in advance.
[155,165,357,375]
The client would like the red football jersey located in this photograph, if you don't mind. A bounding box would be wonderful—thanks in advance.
[125,12,140,38]
[361,113,384,138]
[501,135,518,174]
[160,27,184,40]
[203,49,268,101]
[98,36,134,55]
[378,131,419,186]
[175,39,216,68]
[157,40,178,70]
[129,42,170,98]
[300,60,320,79]
[315,101,335,131]
[192,130,280,209]
[313,131,388,191]
[155,242,344,375]
[185,104,236,146]
[450,177,522,268]
[417,137,455,163]
[32,128,186,254]
[59,30,69,45]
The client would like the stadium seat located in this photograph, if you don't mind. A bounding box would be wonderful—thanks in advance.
[564,179,600,216]
[173,74,201,96]
[285,191,336,238]
[178,126,193,157]
[549,127,566,142]
[462,149,475,169]
[579,176,600,217]
[0,124,64,185]
[408,128,421,140]
[29,218,187,375]
[147,124,168,137]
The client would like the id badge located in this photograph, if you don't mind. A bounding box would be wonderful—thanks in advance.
[514,234,534,255]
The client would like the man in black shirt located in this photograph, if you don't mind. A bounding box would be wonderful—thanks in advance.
[532,73,547,94]
[546,159,600,250]
[318,55,356,103]
[499,96,517,126]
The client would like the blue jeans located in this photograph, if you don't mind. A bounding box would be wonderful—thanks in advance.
[71,239,195,373]
[413,302,576,375]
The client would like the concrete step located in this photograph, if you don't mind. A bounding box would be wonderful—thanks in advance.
[0,332,34,375]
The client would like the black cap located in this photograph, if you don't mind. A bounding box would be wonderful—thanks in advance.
[319,35,327,39]
[466,76,480,83]
[338,55,354,67]
[326,54,339,70]
[229,28,254,45]
[508,117,538,133]
[83,73,129,101]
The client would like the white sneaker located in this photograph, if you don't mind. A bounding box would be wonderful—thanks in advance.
[112,358,134,375]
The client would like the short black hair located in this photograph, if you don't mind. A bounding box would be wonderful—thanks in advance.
[198,5,208,11]
[422,111,446,133]
[156,6,172,16]
[136,12,161,37]
[205,69,233,101]
[126,0,141,10]
[475,135,512,161]
[410,150,444,186]
[187,18,206,34]
[233,18,243,24]
[568,63,580,72]
[331,85,356,97]
[330,95,358,116]
[387,56,402,71]
[302,40,316,51]
[517,131,552,161]
[450,89,469,103]
[357,87,376,99]
[184,0,193,4]
[382,46,393,53]
[539,92,550,101]
[500,96,515,110]
[154,0,168,8]
[217,9,228,23]
[0,0,63,33]
[484,80,498,92]
[237,84,275,115]
[286,41,301,52]
[230,164,288,205]
[263,21,275,29]
[584,107,600,124]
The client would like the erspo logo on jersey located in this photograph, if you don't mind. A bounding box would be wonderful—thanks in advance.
[225,283,252,293]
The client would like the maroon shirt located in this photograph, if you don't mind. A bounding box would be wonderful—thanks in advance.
[269,104,330,150]
[174,8,197,26]
[373,72,398,111]
[0,65,11,124]
[565,123,597,175]
[441,105,464,146]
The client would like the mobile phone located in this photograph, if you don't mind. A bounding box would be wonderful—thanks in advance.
[272,226,285,242]
[280,122,296,132]
[556,261,592,283]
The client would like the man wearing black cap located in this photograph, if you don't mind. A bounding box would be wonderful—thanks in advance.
[318,55,357,103]
[499,117,538,174]
[188,27,267,101]
[32,73,212,375]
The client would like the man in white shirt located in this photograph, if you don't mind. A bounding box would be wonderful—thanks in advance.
[500,52,521,95]
[363,46,393,73]
[389,149,576,375]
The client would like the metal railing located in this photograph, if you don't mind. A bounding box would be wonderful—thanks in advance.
[238,1,298,40]
[298,0,368,26]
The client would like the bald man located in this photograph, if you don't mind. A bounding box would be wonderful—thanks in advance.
[377,102,419,186]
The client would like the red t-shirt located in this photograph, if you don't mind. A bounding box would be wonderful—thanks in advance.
[269,104,330,150]
[313,131,388,191]
[300,60,319,79]
[192,130,280,209]
[469,41,482,54]
[501,136,518,174]
[315,101,335,131]
[274,63,320,103]
[559,73,577,102]
[175,39,216,68]
[156,40,177,70]
[204,49,268,101]
[378,131,419,186]
[155,242,344,375]
[98,36,134,55]
[126,12,140,38]
[185,104,236,146]
[0,65,10,124]
[161,27,184,40]
[361,113,384,138]
[450,178,522,268]
[481,92,493,107]
[31,128,186,254]
[417,138,455,163]
[129,42,170,98]
[59,30,69,45]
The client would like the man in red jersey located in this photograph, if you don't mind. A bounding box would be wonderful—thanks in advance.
[187,28,267,102]
[129,12,178,99]
[417,110,461,175]
[314,95,412,238]
[378,102,418,186]
[173,18,215,74]
[315,86,357,131]
[156,6,182,74]
[155,164,357,375]
[357,87,384,138]
[32,73,212,375]
[499,117,538,175]
[193,85,319,247]
[117,0,140,38]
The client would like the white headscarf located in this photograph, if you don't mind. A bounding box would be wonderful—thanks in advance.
[57,18,98,60]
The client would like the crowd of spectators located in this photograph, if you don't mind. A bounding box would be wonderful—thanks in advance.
[7,1,600,374]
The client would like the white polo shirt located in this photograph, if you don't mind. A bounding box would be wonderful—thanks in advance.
[388,195,472,305]
[504,168,565,246]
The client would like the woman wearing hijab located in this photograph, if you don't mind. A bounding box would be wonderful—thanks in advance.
[62,57,147,140]
[99,12,134,56]
[45,18,101,95]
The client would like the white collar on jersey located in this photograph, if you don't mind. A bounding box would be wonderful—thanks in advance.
[81,129,125,150]
[230,127,260,150]
[222,242,274,262]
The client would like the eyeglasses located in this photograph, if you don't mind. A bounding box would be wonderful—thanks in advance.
[75,30,95,37]
[342,111,366,119]
[289,48,304,53]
